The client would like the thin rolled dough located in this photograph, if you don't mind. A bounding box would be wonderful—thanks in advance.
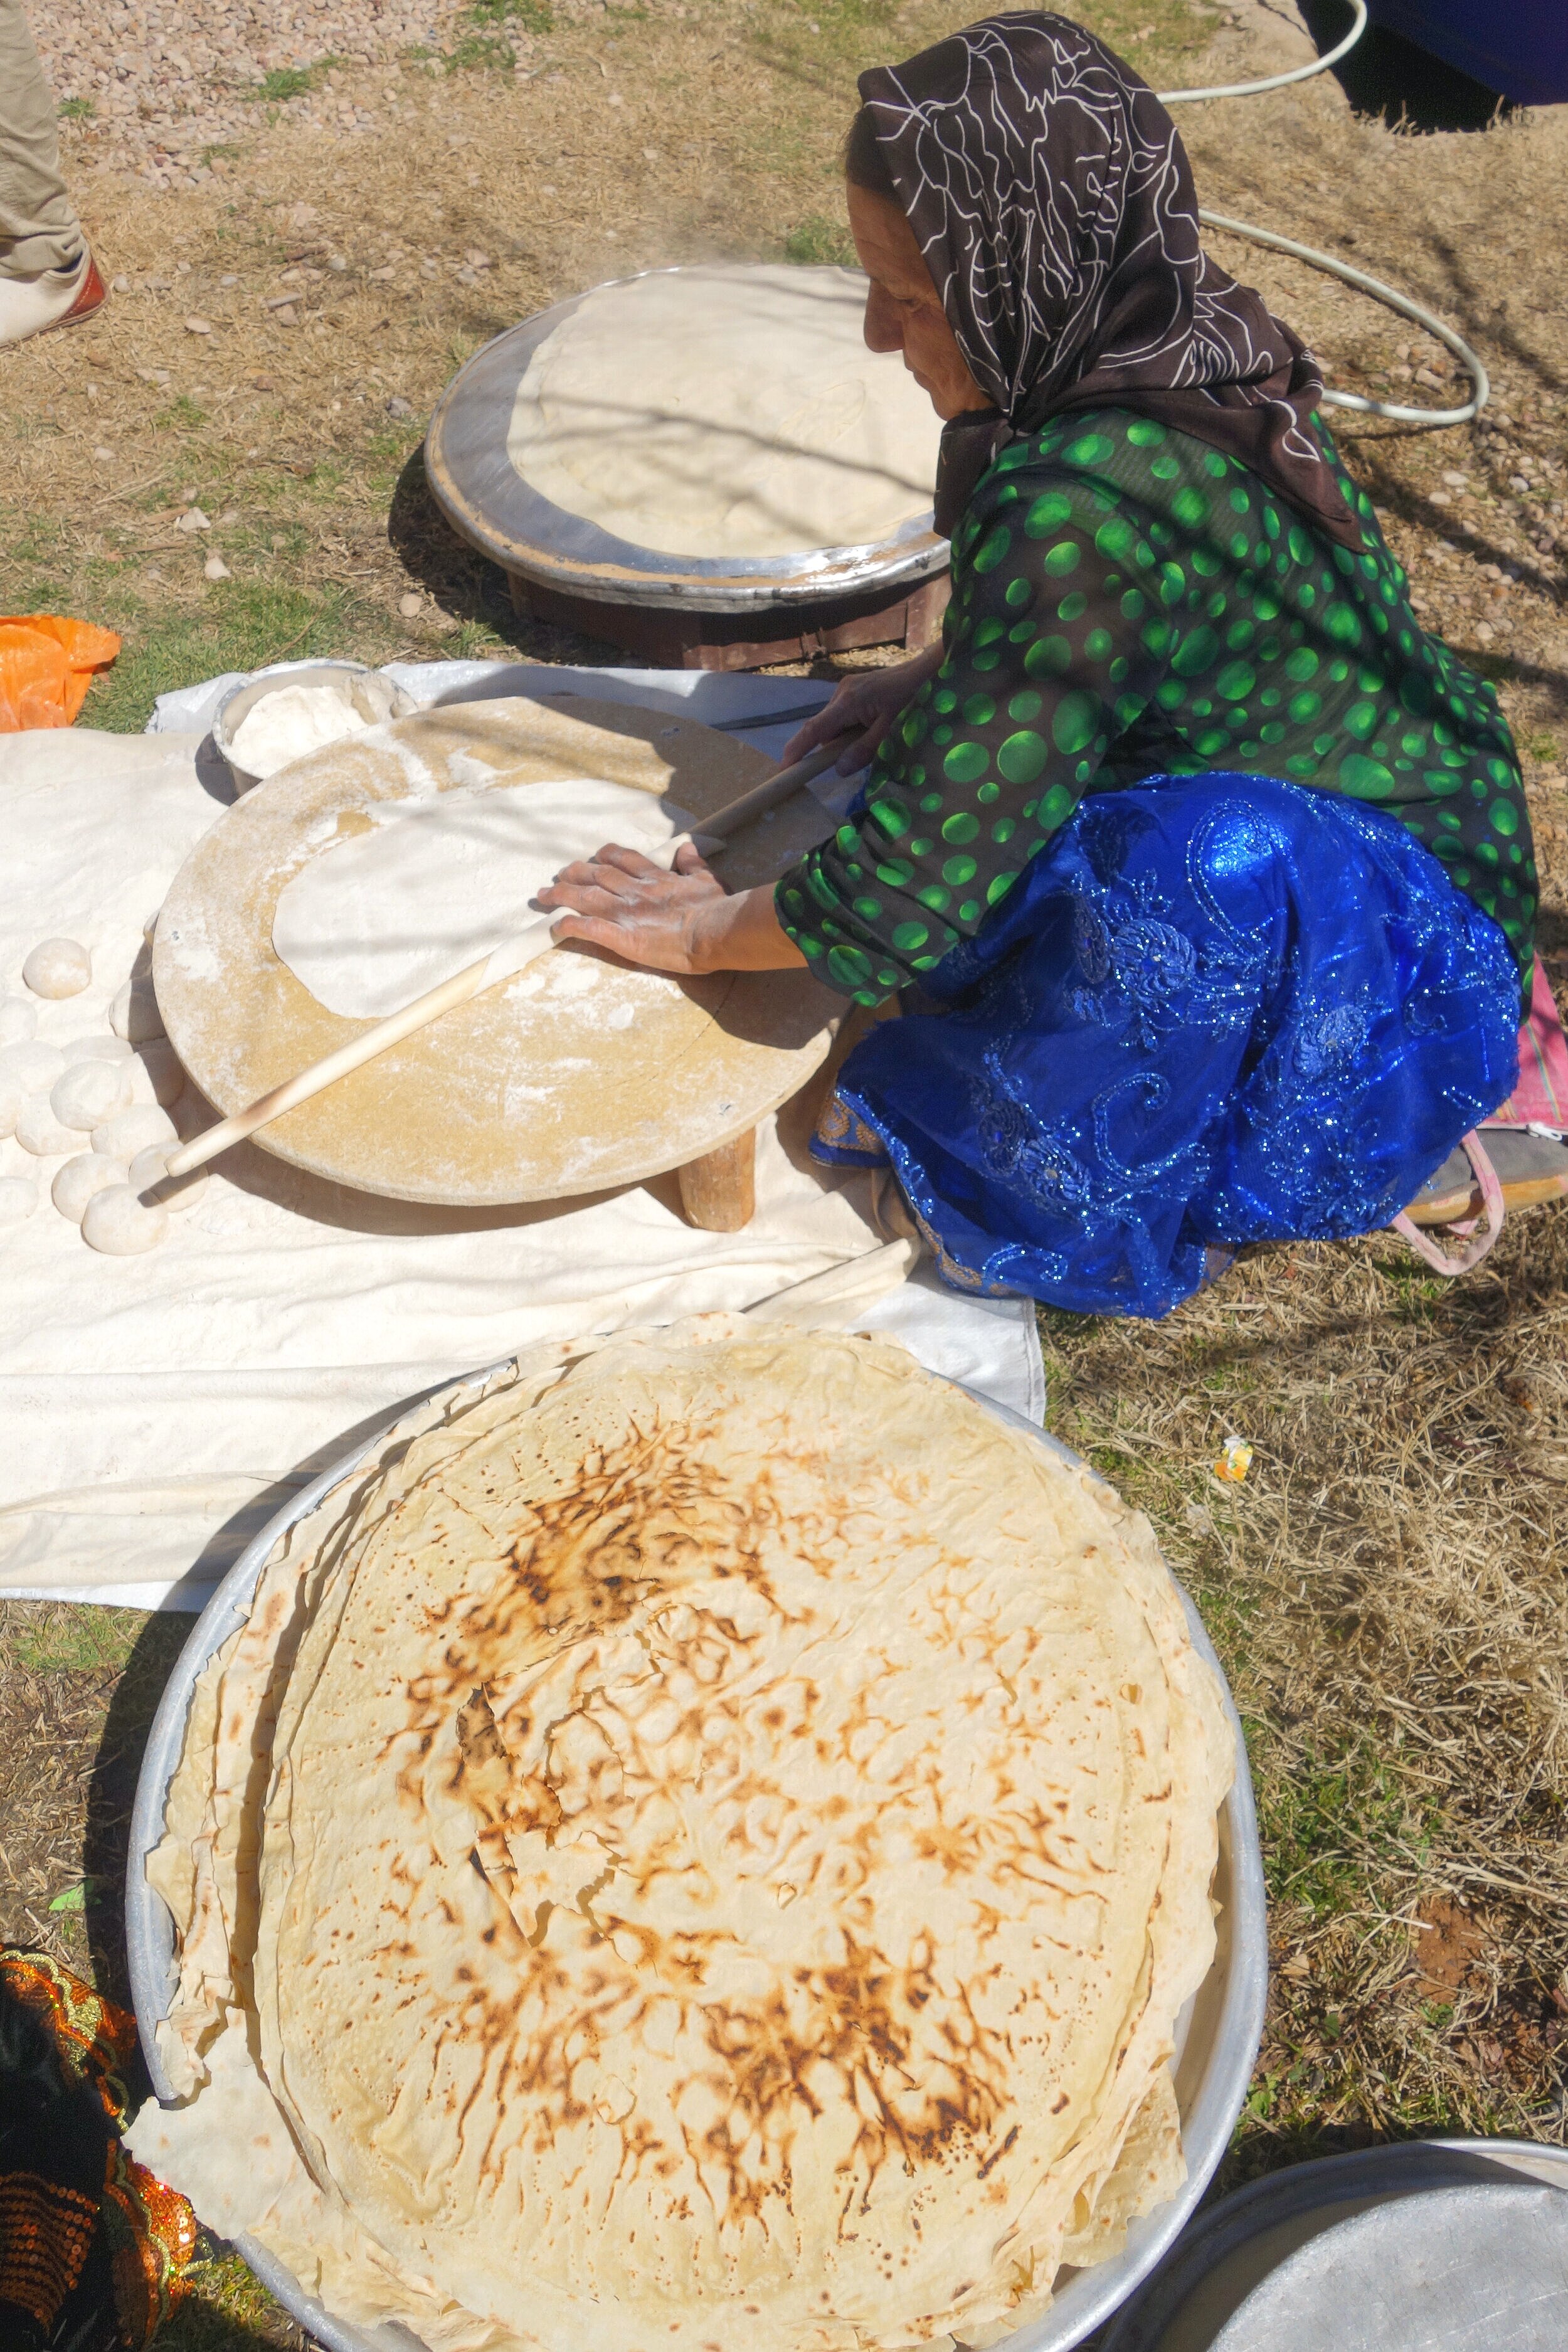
[271,775,692,1021]
[507,263,943,559]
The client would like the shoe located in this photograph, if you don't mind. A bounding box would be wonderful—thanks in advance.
[0,249,107,349]
[1402,1126,1568,1226]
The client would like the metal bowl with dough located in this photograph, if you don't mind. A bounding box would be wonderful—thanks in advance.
[125,1372,1267,2352]
[211,659,418,795]
[152,695,844,1207]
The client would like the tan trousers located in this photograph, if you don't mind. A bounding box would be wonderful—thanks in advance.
[0,0,84,277]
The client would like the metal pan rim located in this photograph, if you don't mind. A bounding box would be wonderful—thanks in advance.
[1101,2134,1568,2352]
[126,1354,1265,2352]
[423,270,950,610]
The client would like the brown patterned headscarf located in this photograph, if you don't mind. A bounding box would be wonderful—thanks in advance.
[856,11,1363,548]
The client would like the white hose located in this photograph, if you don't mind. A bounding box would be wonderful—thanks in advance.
[1157,0,1369,103]
[1198,209,1489,426]
[1155,0,1485,429]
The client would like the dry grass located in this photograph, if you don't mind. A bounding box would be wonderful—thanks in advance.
[14,0,1565,734]
[3,0,1568,2341]
[1042,1214,1568,2171]
[0,1604,169,1994]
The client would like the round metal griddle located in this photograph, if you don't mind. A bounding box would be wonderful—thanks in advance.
[152,694,842,1207]
[423,267,948,613]
[1103,2136,1568,2351]
[126,1373,1268,2352]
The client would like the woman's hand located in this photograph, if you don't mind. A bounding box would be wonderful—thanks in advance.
[781,642,946,773]
[535,842,806,976]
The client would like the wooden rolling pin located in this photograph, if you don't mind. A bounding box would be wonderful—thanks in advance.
[161,736,849,1182]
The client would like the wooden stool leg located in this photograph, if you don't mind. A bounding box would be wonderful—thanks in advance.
[678,1128,756,1231]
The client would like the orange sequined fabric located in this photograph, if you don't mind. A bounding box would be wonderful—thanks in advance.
[0,2174,97,2332]
[0,1951,196,2348]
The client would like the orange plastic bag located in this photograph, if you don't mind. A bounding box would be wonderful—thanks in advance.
[0,614,120,730]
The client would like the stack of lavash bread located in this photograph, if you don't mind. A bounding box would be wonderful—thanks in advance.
[129,1322,1234,2352]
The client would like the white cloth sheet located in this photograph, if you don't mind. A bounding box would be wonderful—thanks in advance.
[0,667,1041,1611]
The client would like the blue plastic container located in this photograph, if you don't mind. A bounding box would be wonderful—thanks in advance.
[1366,0,1568,103]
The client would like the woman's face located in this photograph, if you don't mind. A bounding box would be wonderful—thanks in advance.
[848,180,990,421]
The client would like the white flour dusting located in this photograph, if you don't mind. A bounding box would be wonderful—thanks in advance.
[376,735,445,799]
[447,750,504,789]
[506,955,600,1004]
[158,909,221,984]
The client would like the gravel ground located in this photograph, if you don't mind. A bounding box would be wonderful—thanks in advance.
[34,0,625,194]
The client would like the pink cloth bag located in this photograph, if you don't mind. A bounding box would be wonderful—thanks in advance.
[1482,956,1568,1136]
[1392,957,1567,1273]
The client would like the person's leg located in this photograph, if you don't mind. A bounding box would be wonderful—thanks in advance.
[0,0,83,275]
[814,782,1289,1316]
[815,775,1521,1315]
[0,0,103,344]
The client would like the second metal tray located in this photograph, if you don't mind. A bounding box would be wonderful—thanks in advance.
[423,269,948,612]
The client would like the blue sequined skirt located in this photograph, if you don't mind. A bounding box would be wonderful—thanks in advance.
[813,773,1522,1317]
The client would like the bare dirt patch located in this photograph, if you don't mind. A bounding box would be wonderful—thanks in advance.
[1412,1896,1489,2003]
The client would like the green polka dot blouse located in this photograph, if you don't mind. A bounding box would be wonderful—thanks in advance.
[775,407,1535,1007]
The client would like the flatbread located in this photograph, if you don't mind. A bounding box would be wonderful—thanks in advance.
[132,1325,1232,2352]
[133,1349,576,2352]
[270,774,692,1020]
[507,265,943,559]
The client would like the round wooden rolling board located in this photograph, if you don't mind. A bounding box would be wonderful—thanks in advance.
[153,695,844,1207]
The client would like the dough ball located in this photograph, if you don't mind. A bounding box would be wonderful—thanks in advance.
[129,1143,208,1212]
[53,1152,125,1224]
[0,1173,38,1226]
[82,1182,169,1256]
[0,1065,18,1142]
[0,996,38,1047]
[23,938,92,999]
[60,1034,134,1067]
[16,1094,81,1156]
[91,1103,177,1162]
[133,1037,184,1108]
[109,975,165,1044]
[1,1039,65,1095]
[51,1057,134,1133]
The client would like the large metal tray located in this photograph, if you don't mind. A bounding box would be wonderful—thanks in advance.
[127,1365,1267,2352]
[423,269,949,613]
[1103,2136,1568,2351]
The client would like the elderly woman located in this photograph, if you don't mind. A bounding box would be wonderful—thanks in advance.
[540,13,1531,1316]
